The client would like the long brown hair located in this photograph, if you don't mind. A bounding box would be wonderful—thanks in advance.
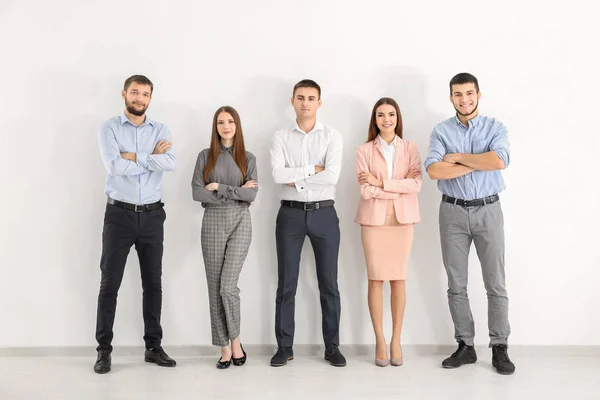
[203,106,248,184]
[367,97,403,142]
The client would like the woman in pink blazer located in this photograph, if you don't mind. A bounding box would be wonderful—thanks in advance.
[355,97,422,367]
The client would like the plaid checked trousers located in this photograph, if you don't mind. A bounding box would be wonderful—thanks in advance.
[201,204,252,346]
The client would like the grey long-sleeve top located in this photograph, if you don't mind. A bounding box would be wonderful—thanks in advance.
[192,144,258,207]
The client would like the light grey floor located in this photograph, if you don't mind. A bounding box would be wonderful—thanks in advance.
[0,346,598,400]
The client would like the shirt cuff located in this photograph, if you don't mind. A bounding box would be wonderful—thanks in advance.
[137,153,150,169]
[217,183,229,198]
[295,180,308,192]
[304,165,316,178]
[423,157,441,171]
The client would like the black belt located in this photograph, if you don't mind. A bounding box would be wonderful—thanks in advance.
[442,194,499,207]
[281,200,335,211]
[107,198,164,212]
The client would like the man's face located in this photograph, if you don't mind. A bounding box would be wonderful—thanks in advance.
[450,82,480,118]
[291,87,321,120]
[122,82,152,116]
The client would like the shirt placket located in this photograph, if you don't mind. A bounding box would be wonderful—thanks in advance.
[465,123,475,199]
[136,124,143,204]
[302,134,310,202]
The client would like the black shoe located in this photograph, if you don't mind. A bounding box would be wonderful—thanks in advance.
[324,345,347,367]
[232,344,247,366]
[270,346,293,367]
[492,344,515,375]
[216,355,232,369]
[144,347,177,367]
[442,341,477,369]
[94,350,111,374]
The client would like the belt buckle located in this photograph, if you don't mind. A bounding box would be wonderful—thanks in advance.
[134,204,145,212]
[303,202,317,211]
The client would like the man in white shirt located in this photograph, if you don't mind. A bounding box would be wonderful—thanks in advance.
[269,79,346,367]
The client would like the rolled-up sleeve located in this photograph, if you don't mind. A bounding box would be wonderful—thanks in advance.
[424,128,446,171]
[489,123,510,169]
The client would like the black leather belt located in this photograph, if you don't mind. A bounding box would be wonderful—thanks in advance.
[281,200,335,211]
[107,198,164,212]
[442,194,499,207]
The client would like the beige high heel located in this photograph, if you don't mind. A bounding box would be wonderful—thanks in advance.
[390,344,403,366]
[375,343,389,367]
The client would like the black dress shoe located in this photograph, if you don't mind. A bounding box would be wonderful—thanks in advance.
[232,344,247,366]
[94,350,111,374]
[492,344,516,375]
[144,347,177,367]
[270,346,293,367]
[324,345,347,367]
[442,340,477,369]
[216,356,232,369]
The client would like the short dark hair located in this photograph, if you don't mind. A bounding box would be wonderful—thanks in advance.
[449,73,479,94]
[293,79,321,99]
[124,75,154,94]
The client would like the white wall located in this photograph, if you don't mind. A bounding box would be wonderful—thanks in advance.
[1,0,599,348]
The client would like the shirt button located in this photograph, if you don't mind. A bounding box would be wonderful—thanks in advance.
[301,187,304,190]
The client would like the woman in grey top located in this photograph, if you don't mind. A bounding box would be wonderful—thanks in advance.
[192,106,258,369]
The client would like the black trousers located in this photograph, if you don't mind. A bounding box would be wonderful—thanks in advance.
[274,204,341,347]
[95,203,166,352]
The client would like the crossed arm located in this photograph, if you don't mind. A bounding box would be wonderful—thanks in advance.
[270,130,343,191]
[192,152,258,204]
[356,144,422,200]
[98,127,176,176]
[425,127,509,180]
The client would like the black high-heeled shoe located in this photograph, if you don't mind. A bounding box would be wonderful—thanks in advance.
[232,344,247,366]
[216,356,232,369]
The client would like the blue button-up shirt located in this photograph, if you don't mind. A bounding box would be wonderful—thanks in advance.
[424,114,510,200]
[98,113,176,205]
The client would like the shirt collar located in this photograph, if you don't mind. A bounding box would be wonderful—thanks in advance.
[220,142,233,154]
[293,119,324,135]
[120,112,154,126]
[454,113,481,128]
[374,134,398,147]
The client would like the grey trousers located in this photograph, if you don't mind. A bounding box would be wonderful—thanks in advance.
[201,204,252,347]
[439,200,510,347]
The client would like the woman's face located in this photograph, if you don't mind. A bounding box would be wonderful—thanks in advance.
[216,112,236,141]
[375,104,397,135]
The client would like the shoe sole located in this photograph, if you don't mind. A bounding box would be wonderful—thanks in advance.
[94,368,110,374]
[492,362,515,375]
[144,358,176,367]
[324,356,347,367]
[270,355,293,367]
[442,358,477,369]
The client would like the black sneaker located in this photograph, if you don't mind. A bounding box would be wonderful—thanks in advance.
[270,346,293,367]
[324,345,347,367]
[94,350,111,374]
[442,340,477,369]
[144,347,177,367]
[492,344,515,375]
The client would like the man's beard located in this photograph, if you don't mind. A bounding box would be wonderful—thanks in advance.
[126,101,147,116]
[454,101,478,117]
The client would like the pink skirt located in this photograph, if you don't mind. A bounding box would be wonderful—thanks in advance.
[361,200,414,281]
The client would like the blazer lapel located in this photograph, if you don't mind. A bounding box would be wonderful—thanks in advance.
[392,137,406,178]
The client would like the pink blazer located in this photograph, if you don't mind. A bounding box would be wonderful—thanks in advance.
[355,137,422,226]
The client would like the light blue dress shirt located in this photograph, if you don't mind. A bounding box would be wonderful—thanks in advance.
[98,113,176,205]
[424,114,510,200]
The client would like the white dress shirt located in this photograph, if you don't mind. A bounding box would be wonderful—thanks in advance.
[270,120,343,202]
[378,134,397,180]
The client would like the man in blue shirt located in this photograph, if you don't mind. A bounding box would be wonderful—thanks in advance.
[94,75,177,374]
[424,73,515,375]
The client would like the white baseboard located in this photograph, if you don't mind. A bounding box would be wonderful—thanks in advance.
[1,344,599,357]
